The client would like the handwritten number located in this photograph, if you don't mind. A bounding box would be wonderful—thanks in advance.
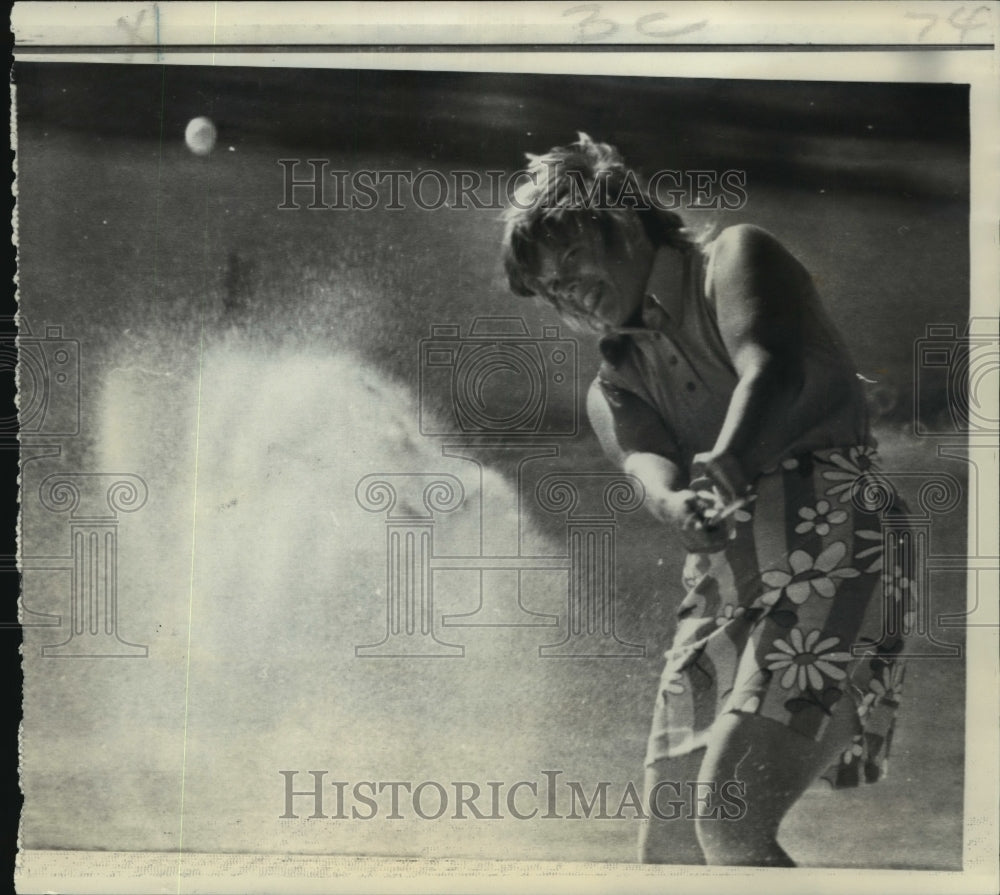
[563,4,618,42]
[947,5,991,42]
[904,11,939,40]
[907,5,991,42]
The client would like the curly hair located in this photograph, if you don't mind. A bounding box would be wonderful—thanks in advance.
[501,133,703,308]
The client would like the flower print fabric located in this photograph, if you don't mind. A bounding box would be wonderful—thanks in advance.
[764,628,854,692]
[759,541,860,606]
[645,447,910,788]
[795,499,848,536]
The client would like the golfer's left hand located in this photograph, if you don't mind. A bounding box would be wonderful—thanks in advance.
[691,451,750,505]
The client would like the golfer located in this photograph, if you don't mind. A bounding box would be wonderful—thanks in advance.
[501,134,909,866]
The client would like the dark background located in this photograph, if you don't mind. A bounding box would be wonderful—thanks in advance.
[14,63,970,423]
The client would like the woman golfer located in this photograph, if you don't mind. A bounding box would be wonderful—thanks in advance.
[502,134,909,866]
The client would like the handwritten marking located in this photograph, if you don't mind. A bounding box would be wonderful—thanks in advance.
[563,4,618,42]
[563,3,706,43]
[636,12,709,39]
[115,7,148,44]
[906,5,991,42]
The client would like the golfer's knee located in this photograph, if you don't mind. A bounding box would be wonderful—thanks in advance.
[696,814,787,866]
[696,813,750,863]
[691,777,783,866]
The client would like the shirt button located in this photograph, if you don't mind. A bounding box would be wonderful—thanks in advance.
[686,382,696,391]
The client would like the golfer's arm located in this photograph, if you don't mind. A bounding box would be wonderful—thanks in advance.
[710,347,788,472]
[706,225,839,483]
[712,348,850,478]
[622,452,689,523]
[586,379,686,520]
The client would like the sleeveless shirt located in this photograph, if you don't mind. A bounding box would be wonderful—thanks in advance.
[591,233,871,476]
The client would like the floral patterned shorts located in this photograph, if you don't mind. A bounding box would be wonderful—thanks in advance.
[646,446,911,788]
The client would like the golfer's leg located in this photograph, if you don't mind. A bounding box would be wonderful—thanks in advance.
[638,749,706,864]
[694,699,856,866]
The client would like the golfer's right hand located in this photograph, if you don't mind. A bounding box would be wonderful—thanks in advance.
[660,489,730,554]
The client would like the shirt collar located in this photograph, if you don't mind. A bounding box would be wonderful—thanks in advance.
[598,246,688,366]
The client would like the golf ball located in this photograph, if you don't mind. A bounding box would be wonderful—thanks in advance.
[185,117,217,156]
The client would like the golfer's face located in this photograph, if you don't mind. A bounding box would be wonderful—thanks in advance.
[534,233,646,328]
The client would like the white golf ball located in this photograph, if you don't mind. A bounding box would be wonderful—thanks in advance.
[185,117,217,156]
